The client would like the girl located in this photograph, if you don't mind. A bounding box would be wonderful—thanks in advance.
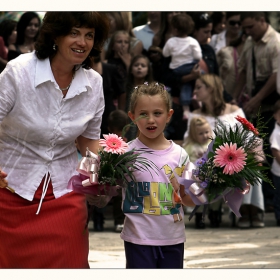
[8,12,41,61]
[182,116,213,229]
[183,116,212,164]
[125,54,154,112]
[100,12,143,60]
[124,54,154,141]
[105,30,131,80]
[121,81,194,268]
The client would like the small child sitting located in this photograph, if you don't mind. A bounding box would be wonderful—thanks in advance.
[183,116,212,163]
[182,116,213,229]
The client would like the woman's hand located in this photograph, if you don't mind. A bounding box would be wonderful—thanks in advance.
[85,194,112,208]
[181,64,201,84]
[190,63,201,78]
[0,169,8,189]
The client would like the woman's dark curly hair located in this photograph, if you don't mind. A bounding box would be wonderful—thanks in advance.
[16,12,41,45]
[35,12,110,69]
[0,19,17,46]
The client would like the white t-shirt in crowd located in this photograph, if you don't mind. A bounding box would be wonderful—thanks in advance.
[162,36,202,69]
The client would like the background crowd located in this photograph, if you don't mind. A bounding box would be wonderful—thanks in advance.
[1,11,280,233]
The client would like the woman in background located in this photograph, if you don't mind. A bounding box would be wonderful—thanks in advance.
[0,19,17,71]
[8,11,41,60]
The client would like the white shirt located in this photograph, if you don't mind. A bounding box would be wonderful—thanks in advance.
[133,24,154,51]
[0,52,104,201]
[162,36,202,69]
[209,30,227,54]
[270,122,280,176]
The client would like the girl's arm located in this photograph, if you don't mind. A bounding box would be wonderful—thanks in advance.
[179,185,195,207]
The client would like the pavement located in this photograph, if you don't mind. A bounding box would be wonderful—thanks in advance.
[88,204,280,271]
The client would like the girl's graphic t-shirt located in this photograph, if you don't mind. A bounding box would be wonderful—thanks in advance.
[120,138,189,246]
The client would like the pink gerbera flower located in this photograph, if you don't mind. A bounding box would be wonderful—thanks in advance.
[213,142,247,175]
[99,134,128,154]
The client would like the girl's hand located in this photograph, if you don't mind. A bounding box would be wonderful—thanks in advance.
[85,194,112,208]
[118,51,131,71]
[0,169,8,189]
[179,185,195,207]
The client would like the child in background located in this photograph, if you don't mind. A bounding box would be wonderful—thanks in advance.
[124,54,154,141]
[162,13,202,120]
[125,54,154,112]
[121,81,194,268]
[107,110,130,232]
[183,116,212,163]
[105,30,131,80]
[269,100,280,227]
[182,116,213,229]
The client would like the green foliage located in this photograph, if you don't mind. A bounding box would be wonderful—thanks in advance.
[194,115,274,201]
[97,148,159,186]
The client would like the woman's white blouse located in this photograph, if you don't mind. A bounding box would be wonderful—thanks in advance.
[0,52,104,201]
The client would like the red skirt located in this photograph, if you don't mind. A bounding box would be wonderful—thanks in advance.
[0,176,89,268]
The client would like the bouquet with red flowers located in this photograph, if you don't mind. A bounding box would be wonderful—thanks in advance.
[177,115,273,220]
[67,133,158,196]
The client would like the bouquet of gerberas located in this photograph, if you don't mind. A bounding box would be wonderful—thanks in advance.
[67,134,158,196]
[177,115,274,220]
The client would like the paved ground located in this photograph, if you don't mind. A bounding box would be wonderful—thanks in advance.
[88,204,280,270]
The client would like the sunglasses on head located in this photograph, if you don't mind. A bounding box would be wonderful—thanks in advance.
[228,20,241,26]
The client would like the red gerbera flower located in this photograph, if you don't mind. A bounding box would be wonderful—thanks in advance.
[235,115,259,135]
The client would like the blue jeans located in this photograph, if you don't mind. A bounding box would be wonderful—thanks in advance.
[273,174,280,220]
[173,60,199,106]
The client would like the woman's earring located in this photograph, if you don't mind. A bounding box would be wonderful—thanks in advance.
[53,44,57,51]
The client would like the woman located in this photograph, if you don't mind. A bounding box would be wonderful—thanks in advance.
[211,12,226,35]
[183,74,265,228]
[210,12,241,54]
[100,12,143,60]
[216,31,247,98]
[191,12,219,76]
[0,12,109,268]
[0,19,17,71]
[8,11,41,61]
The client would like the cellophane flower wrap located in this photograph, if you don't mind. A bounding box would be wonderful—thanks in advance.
[67,134,158,196]
[177,115,274,220]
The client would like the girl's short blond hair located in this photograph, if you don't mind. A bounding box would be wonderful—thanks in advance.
[129,82,172,113]
[185,116,212,145]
